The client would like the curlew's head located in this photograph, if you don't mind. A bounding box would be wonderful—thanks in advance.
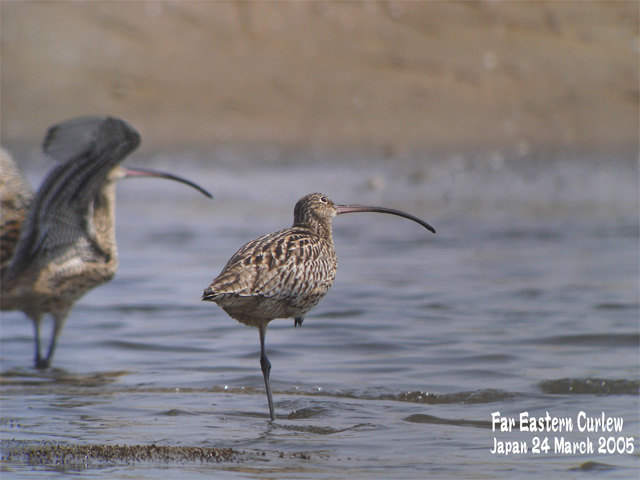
[293,193,338,236]
[292,192,436,239]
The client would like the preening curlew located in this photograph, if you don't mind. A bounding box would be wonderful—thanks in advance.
[202,192,435,420]
[1,116,213,368]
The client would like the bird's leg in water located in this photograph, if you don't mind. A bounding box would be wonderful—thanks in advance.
[259,324,275,421]
[41,311,69,369]
[31,314,47,369]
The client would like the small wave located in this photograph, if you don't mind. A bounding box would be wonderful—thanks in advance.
[102,303,202,313]
[538,378,639,395]
[100,340,210,353]
[286,406,329,420]
[161,409,198,417]
[569,461,619,472]
[491,228,562,242]
[534,333,639,348]
[301,387,519,405]
[314,308,367,319]
[0,368,128,388]
[404,413,491,429]
[377,388,519,405]
[593,302,639,311]
[277,421,369,435]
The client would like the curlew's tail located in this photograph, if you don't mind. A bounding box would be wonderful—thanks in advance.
[202,286,219,302]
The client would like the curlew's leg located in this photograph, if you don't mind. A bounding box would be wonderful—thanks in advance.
[31,314,47,369]
[259,324,275,421]
[294,317,304,327]
[42,311,69,369]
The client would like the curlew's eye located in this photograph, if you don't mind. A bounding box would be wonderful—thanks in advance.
[319,196,328,204]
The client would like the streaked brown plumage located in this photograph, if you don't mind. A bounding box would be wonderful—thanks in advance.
[1,116,213,369]
[1,149,34,269]
[202,192,435,420]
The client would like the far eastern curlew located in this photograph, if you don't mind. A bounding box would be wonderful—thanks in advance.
[1,116,213,369]
[202,192,435,420]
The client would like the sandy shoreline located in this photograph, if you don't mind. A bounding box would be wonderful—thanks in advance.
[2,2,638,159]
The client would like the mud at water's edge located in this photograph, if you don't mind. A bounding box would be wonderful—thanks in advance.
[1,440,311,469]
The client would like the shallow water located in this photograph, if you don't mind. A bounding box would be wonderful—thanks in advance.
[1,154,639,478]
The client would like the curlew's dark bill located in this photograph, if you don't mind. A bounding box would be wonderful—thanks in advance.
[335,204,436,234]
[122,167,213,198]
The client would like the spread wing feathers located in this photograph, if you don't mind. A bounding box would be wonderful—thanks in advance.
[0,149,34,269]
[6,116,141,279]
[204,228,337,310]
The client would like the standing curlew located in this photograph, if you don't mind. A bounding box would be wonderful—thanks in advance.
[1,116,213,369]
[202,192,435,420]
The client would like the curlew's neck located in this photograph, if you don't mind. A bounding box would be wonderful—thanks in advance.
[92,182,118,262]
[293,216,334,243]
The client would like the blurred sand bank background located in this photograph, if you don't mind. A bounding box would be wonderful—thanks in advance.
[1,1,638,163]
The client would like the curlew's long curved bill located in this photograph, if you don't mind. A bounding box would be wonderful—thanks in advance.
[335,204,436,234]
[122,167,213,198]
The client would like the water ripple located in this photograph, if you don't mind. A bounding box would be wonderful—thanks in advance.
[161,409,198,417]
[100,340,211,353]
[569,461,620,472]
[538,377,640,395]
[0,368,128,387]
[593,302,639,310]
[300,387,520,405]
[377,388,520,405]
[529,333,639,347]
[403,414,491,429]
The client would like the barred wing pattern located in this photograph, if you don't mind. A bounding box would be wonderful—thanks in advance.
[6,117,140,281]
[203,227,337,326]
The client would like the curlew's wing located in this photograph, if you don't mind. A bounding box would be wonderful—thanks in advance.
[204,228,337,311]
[0,149,34,269]
[5,116,141,279]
